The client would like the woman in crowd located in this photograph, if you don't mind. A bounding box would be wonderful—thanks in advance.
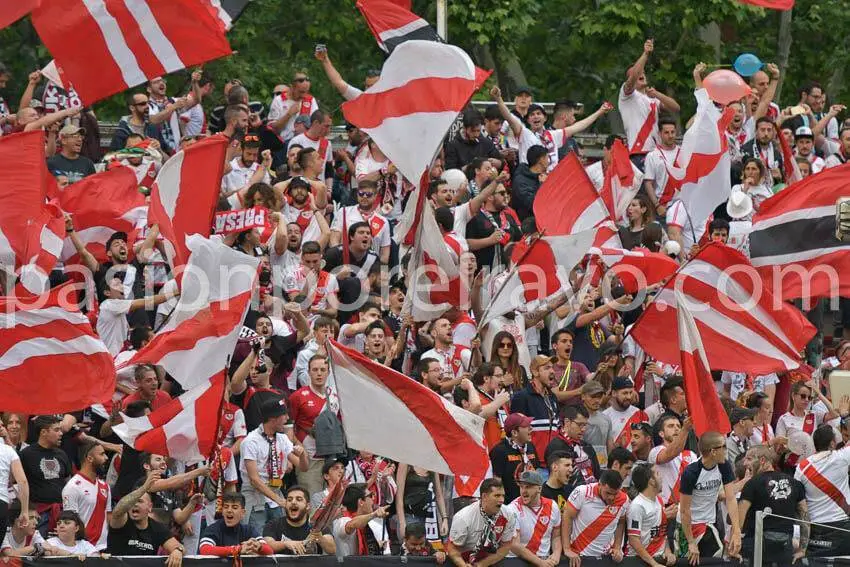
[489,331,528,393]
[619,195,658,250]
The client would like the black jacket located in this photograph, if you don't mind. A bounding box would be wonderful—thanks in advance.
[444,134,501,170]
[511,164,543,220]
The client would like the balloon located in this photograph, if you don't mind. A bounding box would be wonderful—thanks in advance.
[441,168,467,192]
[733,53,763,77]
[704,70,752,105]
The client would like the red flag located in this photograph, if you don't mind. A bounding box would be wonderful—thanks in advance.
[113,373,225,463]
[0,283,115,414]
[676,289,731,437]
[737,0,793,9]
[148,136,227,270]
[750,162,850,299]
[58,166,148,265]
[775,124,802,185]
[588,247,679,294]
[0,0,39,30]
[31,0,232,105]
[533,153,612,235]
[329,339,489,477]
[599,140,641,220]
[357,0,440,54]
[632,242,815,374]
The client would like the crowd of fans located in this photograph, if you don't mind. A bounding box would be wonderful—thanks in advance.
[1,34,850,567]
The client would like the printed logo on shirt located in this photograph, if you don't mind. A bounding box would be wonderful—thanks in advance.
[694,479,722,492]
[40,458,62,480]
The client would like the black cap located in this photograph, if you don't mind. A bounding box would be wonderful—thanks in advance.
[321,457,347,475]
[527,103,546,116]
[261,397,288,420]
[730,407,757,426]
[289,176,310,191]
[515,85,533,96]
[599,342,622,358]
[612,377,634,391]
[106,231,129,250]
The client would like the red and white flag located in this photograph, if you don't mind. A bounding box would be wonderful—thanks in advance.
[31,0,232,105]
[329,339,489,478]
[113,372,224,463]
[534,153,611,236]
[0,131,66,295]
[631,242,816,374]
[148,135,228,270]
[356,0,441,53]
[59,166,148,265]
[749,162,850,299]
[406,201,460,321]
[587,247,679,294]
[0,284,115,414]
[118,235,259,390]
[599,139,643,221]
[0,0,39,30]
[667,88,735,240]
[480,230,596,328]
[737,0,793,9]
[676,289,731,437]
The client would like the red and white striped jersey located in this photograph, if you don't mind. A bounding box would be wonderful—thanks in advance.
[566,483,628,558]
[602,405,648,449]
[794,448,850,523]
[648,445,696,504]
[61,473,112,550]
[508,496,561,558]
[627,492,666,557]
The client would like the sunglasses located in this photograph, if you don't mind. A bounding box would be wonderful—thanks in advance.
[294,77,310,83]
[630,422,650,431]
[796,393,812,400]
[495,190,507,196]
[243,135,260,142]
[133,102,149,107]
[357,191,375,198]
[499,342,513,348]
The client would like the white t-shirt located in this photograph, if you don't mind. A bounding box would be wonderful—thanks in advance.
[666,200,705,250]
[61,473,112,550]
[45,537,98,556]
[332,515,390,558]
[776,410,826,440]
[0,443,19,503]
[507,497,561,558]
[517,127,568,172]
[239,427,294,508]
[221,157,270,195]
[330,206,391,253]
[267,94,320,141]
[627,492,666,557]
[676,459,734,525]
[720,372,779,403]
[288,133,333,183]
[795,447,850,523]
[179,103,206,137]
[1,530,44,553]
[448,503,517,555]
[222,408,248,448]
[566,483,629,557]
[509,126,544,166]
[96,298,131,357]
[643,146,681,200]
[269,247,301,288]
[618,84,661,154]
[602,405,648,448]
[452,201,473,240]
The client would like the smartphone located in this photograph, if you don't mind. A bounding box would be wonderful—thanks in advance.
[315,44,327,54]
[790,105,807,116]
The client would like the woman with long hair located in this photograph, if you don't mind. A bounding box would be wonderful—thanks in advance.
[776,381,840,465]
[744,392,776,446]
[489,331,528,392]
[619,195,657,250]
[1,413,27,451]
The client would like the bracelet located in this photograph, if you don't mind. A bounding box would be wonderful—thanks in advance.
[67,228,74,233]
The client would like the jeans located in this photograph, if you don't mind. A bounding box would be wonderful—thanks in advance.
[248,503,283,534]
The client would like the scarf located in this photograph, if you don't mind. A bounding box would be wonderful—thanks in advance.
[260,428,282,487]
[343,510,381,555]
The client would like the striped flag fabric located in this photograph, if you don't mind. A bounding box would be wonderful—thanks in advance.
[632,242,815,374]
[58,166,148,266]
[676,289,731,437]
[148,135,228,270]
[600,139,643,221]
[406,201,460,321]
[776,124,802,185]
[0,284,115,414]
[587,247,679,293]
[356,0,441,53]
[749,162,850,299]
[113,372,224,463]
[118,235,259,390]
[737,0,793,9]
[0,0,39,30]
[30,0,232,105]
[329,339,489,478]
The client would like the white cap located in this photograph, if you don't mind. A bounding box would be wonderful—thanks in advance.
[795,126,814,138]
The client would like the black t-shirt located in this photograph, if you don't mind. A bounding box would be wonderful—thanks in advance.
[201,520,262,547]
[18,444,72,504]
[565,319,607,371]
[740,471,805,538]
[489,439,540,503]
[263,518,324,554]
[107,518,171,555]
[112,445,143,503]
[465,209,521,270]
[231,386,285,432]
[541,481,581,513]
[46,153,96,183]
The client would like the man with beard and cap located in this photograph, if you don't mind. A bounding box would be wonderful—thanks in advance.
[603,378,648,451]
[508,470,562,566]
[61,441,111,551]
[106,470,186,563]
[221,135,272,198]
[264,485,336,555]
[198,493,273,557]
[47,124,95,183]
[511,356,560,466]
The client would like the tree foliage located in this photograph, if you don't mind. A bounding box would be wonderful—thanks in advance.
[0,0,848,123]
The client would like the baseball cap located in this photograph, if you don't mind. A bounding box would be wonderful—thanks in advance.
[730,407,757,426]
[289,176,311,191]
[612,377,634,391]
[527,103,546,117]
[581,380,606,396]
[795,126,814,139]
[504,413,533,435]
[106,231,129,250]
[518,470,544,486]
[59,124,86,137]
[261,397,288,420]
[599,343,622,358]
[515,85,533,96]
[294,115,311,127]
[321,457,347,475]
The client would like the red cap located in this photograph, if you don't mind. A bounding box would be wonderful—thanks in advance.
[504,413,533,435]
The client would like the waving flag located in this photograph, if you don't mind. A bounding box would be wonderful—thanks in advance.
[750,163,850,299]
[534,153,613,235]
[406,201,460,321]
[0,0,39,30]
[0,284,115,414]
[737,0,793,9]
[114,373,224,463]
[632,242,815,373]
[31,0,232,105]
[0,130,66,295]
[59,167,148,265]
[148,135,227,270]
[588,247,679,294]
[676,289,731,437]
[600,139,643,221]
[776,124,802,185]
[357,0,440,53]
[329,339,489,478]
[118,235,259,390]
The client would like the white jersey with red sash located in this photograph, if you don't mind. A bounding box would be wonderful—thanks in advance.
[777,411,818,468]
[282,201,322,244]
[567,483,629,557]
[509,497,561,558]
[451,312,478,348]
[61,473,112,550]
[644,145,682,206]
[331,205,391,254]
[443,231,468,265]
[795,447,850,523]
[449,503,517,563]
[648,446,695,505]
[619,84,660,155]
[535,128,568,172]
[603,405,649,449]
[267,92,318,140]
[627,493,666,557]
[289,132,332,182]
[749,422,775,447]
[421,345,472,380]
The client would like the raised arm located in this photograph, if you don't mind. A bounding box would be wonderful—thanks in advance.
[18,70,42,112]
[624,39,654,96]
[754,63,780,121]
[654,417,693,464]
[24,106,80,132]
[110,470,160,529]
[64,213,99,274]
[316,49,357,98]
[490,86,523,138]
[564,102,613,136]
[693,62,706,90]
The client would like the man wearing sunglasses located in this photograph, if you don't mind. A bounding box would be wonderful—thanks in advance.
[111,92,166,152]
[330,180,391,264]
[268,72,318,143]
[676,431,741,564]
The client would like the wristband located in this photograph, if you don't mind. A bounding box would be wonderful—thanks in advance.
[67,228,74,233]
